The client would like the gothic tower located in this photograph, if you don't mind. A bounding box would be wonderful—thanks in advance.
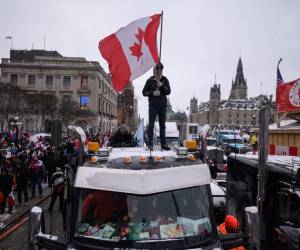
[209,83,221,125]
[229,58,248,100]
[190,97,198,114]
[189,97,198,122]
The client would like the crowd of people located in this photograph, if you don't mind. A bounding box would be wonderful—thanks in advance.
[0,131,78,215]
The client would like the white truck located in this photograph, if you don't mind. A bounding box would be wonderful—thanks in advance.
[28,147,247,250]
[154,121,180,147]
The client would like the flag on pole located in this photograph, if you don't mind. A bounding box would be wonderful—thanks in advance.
[276,59,284,112]
[134,119,144,147]
[276,58,283,85]
[276,78,300,113]
[99,14,161,91]
[5,36,12,39]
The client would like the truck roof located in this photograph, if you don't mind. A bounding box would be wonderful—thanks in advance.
[228,154,300,176]
[74,164,211,195]
[74,147,211,194]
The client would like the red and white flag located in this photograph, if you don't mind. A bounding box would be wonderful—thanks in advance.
[276,78,300,112]
[99,14,161,91]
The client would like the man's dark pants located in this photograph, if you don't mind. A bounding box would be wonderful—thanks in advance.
[17,182,28,204]
[48,184,64,212]
[148,105,166,147]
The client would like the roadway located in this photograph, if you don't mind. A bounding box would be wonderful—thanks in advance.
[0,197,65,250]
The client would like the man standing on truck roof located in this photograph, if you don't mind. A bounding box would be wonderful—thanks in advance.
[142,62,171,151]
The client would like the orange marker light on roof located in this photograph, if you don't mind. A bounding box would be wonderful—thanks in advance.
[90,156,98,163]
[187,154,196,161]
[123,156,132,164]
[154,156,163,162]
[139,156,147,163]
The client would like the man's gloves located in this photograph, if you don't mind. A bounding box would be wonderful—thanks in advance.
[156,80,163,87]
[153,90,161,96]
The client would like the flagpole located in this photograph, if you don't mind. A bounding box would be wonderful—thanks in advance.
[159,11,163,62]
[276,58,282,128]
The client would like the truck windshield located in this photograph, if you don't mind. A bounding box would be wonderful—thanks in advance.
[207,139,217,146]
[220,131,230,135]
[228,139,243,144]
[75,186,215,247]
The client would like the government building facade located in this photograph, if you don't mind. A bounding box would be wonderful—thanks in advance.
[0,49,118,133]
[189,58,275,128]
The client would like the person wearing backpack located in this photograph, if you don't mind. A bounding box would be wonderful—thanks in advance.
[48,167,65,212]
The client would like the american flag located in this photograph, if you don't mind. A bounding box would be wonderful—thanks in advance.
[277,58,284,84]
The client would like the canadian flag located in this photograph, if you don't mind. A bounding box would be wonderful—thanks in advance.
[99,14,161,91]
[276,78,300,113]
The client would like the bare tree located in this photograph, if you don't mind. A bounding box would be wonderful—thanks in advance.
[0,83,25,130]
[39,93,58,132]
[58,99,96,130]
[24,92,58,132]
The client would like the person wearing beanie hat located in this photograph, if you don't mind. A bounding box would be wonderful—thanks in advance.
[142,62,171,151]
[218,215,245,250]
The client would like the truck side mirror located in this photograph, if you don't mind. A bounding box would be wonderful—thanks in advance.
[28,206,45,248]
[244,206,259,249]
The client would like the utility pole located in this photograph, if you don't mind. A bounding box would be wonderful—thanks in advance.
[257,107,269,250]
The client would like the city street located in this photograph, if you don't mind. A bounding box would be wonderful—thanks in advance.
[0,197,65,250]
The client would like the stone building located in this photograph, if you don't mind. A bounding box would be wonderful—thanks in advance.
[0,49,118,132]
[117,82,138,130]
[190,58,275,128]
[208,83,221,124]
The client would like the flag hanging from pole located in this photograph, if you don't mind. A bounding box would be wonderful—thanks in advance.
[276,58,300,112]
[277,66,283,84]
[134,119,144,147]
[276,78,300,113]
[5,36,12,39]
[99,14,161,91]
[276,59,284,112]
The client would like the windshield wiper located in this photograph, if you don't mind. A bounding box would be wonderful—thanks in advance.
[137,238,184,243]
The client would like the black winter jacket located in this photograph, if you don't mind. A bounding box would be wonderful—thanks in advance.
[142,76,171,107]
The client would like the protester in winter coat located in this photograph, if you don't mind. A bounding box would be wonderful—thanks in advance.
[0,167,15,214]
[48,167,65,212]
[109,125,136,147]
[45,147,56,187]
[14,155,29,206]
[30,156,44,198]
[218,215,245,250]
[142,62,171,151]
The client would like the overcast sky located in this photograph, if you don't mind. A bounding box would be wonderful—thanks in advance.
[1,0,299,121]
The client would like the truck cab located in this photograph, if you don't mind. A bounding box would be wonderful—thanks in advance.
[28,147,245,249]
[154,121,180,147]
[215,131,250,155]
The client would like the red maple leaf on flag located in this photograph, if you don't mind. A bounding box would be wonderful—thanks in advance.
[129,28,144,61]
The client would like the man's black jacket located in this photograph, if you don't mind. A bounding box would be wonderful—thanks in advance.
[142,76,171,107]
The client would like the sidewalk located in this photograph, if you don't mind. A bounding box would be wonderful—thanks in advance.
[0,183,51,231]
